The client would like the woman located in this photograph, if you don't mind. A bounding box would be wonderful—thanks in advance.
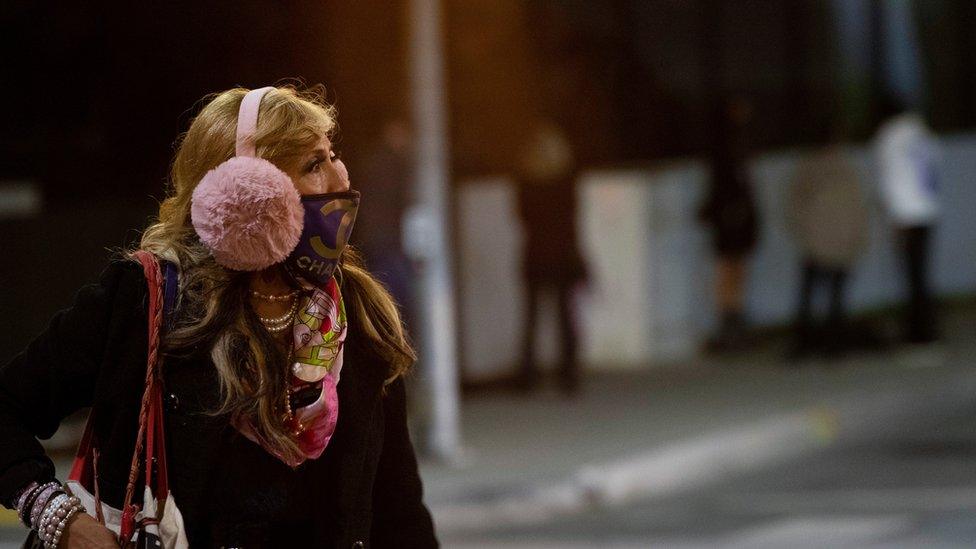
[698,95,760,352]
[0,86,438,547]
[514,121,587,394]
[786,132,868,358]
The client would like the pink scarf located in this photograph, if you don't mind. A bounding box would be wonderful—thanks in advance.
[235,276,347,467]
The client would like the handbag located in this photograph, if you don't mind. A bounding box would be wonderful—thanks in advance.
[24,252,188,548]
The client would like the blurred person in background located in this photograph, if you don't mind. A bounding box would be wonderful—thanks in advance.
[515,121,588,395]
[0,86,437,548]
[786,127,869,359]
[873,99,941,344]
[355,118,417,329]
[698,95,760,352]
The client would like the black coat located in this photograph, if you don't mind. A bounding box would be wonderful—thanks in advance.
[0,259,438,548]
[516,174,587,284]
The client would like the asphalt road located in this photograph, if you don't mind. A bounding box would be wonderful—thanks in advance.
[445,397,976,548]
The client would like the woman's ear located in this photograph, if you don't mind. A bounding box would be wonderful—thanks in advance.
[191,156,304,271]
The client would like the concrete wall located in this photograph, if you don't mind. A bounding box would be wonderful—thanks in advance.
[457,135,976,381]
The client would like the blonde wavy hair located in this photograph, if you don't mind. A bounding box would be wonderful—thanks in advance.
[138,85,415,463]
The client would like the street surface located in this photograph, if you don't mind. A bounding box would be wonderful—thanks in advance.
[445,398,976,548]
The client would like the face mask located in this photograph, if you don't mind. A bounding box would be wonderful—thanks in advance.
[285,190,361,285]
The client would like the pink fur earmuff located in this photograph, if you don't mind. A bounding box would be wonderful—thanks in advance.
[190,87,304,271]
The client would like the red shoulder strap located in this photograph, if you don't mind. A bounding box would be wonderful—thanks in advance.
[119,251,165,544]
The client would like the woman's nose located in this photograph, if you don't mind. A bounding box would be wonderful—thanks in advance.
[330,159,351,192]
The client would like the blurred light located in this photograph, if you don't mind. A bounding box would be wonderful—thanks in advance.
[0,181,41,218]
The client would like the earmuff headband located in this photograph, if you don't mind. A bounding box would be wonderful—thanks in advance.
[235,86,275,157]
[192,85,305,271]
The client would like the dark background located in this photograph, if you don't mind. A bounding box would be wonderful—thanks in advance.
[3,1,976,203]
[1,0,975,362]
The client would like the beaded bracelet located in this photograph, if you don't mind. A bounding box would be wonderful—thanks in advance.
[37,493,68,544]
[40,493,67,536]
[46,503,82,549]
[14,482,85,548]
[14,481,39,514]
[27,483,61,528]
[32,486,63,530]
[16,482,41,526]
[16,481,57,525]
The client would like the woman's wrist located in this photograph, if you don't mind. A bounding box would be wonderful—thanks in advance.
[48,504,84,548]
[37,492,84,548]
[13,480,86,548]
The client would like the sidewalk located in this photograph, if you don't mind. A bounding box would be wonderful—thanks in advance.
[421,311,976,536]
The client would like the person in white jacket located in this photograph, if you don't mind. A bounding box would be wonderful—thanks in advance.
[873,106,940,343]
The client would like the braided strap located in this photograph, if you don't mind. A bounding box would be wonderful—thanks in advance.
[119,251,165,545]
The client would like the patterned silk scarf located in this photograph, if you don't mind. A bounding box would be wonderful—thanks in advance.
[235,275,347,467]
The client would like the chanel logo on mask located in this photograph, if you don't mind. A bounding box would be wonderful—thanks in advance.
[285,191,360,285]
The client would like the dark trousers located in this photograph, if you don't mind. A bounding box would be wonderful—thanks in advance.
[520,279,579,390]
[901,225,938,342]
[795,259,849,349]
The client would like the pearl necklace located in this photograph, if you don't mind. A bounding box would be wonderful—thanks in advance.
[280,346,305,436]
[251,289,300,302]
[258,298,299,334]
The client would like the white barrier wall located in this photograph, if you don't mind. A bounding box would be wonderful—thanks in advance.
[457,170,707,380]
[456,180,526,381]
[576,171,654,368]
[457,135,976,381]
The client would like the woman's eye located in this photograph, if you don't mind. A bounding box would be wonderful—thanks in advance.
[308,159,323,173]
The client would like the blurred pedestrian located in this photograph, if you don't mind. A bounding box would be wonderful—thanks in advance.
[515,121,588,394]
[786,134,869,358]
[355,118,417,329]
[698,96,760,352]
[873,101,941,344]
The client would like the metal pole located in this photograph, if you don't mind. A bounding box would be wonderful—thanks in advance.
[407,0,461,462]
